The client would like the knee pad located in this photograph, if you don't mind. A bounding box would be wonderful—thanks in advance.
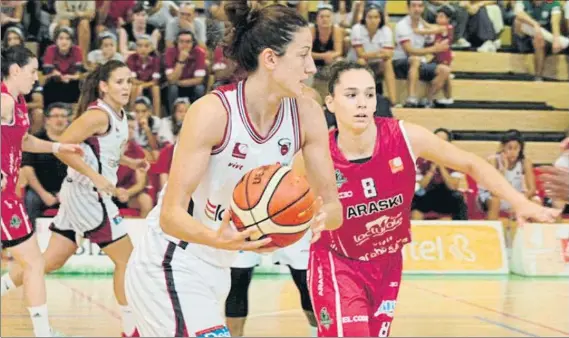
[289,266,313,312]
[225,267,254,318]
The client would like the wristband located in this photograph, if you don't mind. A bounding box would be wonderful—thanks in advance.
[52,142,61,154]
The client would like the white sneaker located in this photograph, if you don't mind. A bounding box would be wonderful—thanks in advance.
[493,39,502,50]
[50,328,67,337]
[436,98,455,105]
[477,40,496,53]
[452,38,471,48]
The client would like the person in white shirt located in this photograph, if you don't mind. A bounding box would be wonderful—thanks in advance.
[158,97,189,147]
[348,4,397,105]
[393,0,451,108]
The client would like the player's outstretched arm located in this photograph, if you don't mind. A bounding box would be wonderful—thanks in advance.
[403,121,561,225]
[159,94,271,251]
[297,97,343,231]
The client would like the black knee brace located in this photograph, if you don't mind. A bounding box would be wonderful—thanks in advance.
[225,267,254,318]
[288,266,313,312]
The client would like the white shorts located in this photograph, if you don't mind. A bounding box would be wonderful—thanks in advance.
[125,229,231,337]
[231,231,311,270]
[52,178,127,245]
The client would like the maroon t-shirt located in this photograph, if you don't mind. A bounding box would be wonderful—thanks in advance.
[116,140,146,189]
[42,45,83,75]
[164,46,207,80]
[127,53,161,82]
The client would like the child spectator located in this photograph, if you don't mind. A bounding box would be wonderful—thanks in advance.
[158,97,188,147]
[86,31,123,71]
[132,96,161,160]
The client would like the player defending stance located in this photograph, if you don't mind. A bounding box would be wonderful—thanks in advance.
[305,61,561,337]
[1,60,144,337]
[0,45,83,337]
[124,2,343,336]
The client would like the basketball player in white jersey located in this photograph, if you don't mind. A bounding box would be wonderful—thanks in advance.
[124,2,343,336]
[2,60,145,337]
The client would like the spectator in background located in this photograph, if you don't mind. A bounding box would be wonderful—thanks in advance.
[127,35,162,117]
[2,25,25,48]
[540,137,569,207]
[411,128,467,220]
[53,0,95,61]
[114,114,154,218]
[165,30,206,109]
[205,0,228,50]
[348,4,397,105]
[152,142,175,192]
[95,0,136,33]
[158,97,189,147]
[21,103,71,226]
[132,96,161,160]
[393,0,451,108]
[1,0,25,40]
[311,4,344,73]
[85,31,124,72]
[424,1,471,48]
[331,0,355,28]
[118,3,161,58]
[513,0,569,81]
[478,129,537,220]
[147,0,178,30]
[461,1,502,52]
[165,2,206,48]
[42,26,84,108]
[211,45,246,88]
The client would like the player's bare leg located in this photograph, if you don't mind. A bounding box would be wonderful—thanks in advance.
[101,235,137,337]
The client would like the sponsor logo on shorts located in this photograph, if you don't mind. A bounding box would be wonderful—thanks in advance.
[317,265,324,296]
[319,307,333,330]
[374,300,396,318]
[195,325,231,337]
[342,315,368,324]
[9,215,21,229]
[112,215,123,225]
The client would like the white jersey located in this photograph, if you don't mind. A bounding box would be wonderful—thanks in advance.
[146,80,302,267]
[67,99,129,186]
[499,157,525,193]
[393,15,427,61]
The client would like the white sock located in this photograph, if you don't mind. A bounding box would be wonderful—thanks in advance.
[28,304,51,337]
[309,325,318,337]
[120,305,136,335]
[1,273,16,296]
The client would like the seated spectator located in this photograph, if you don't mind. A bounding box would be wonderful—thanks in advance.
[424,0,471,47]
[331,0,355,28]
[311,4,344,73]
[114,115,154,218]
[152,142,175,192]
[158,97,189,147]
[132,96,161,160]
[86,31,124,72]
[513,0,569,81]
[42,26,84,108]
[411,128,467,220]
[165,30,207,109]
[211,45,246,88]
[53,0,95,61]
[147,0,178,30]
[348,4,397,104]
[165,2,206,49]
[478,129,537,220]
[127,35,161,116]
[95,0,136,33]
[118,3,160,58]
[2,25,24,48]
[393,0,451,108]
[460,1,502,52]
[0,0,25,40]
[21,103,71,226]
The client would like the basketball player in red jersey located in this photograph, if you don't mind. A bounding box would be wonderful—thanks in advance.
[0,45,83,337]
[2,60,147,337]
[125,1,343,336]
[302,61,561,337]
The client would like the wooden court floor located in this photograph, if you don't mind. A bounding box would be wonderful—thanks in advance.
[1,273,568,337]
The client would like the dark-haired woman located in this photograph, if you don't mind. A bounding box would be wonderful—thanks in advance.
[0,45,82,337]
[124,1,343,336]
[296,61,560,337]
[3,60,146,337]
[478,130,537,221]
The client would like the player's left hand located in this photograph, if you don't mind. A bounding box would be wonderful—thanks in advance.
[309,197,327,244]
[58,144,84,156]
[513,200,561,227]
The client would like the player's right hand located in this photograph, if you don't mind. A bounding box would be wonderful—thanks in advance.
[92,174,115,198]
[215,210,274,252]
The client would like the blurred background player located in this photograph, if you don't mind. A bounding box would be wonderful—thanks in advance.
[304,61,560,337]
[1,45,82,337]
[124,1,343,336]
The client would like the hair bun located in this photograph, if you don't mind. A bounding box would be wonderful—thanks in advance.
[224,0,251,28]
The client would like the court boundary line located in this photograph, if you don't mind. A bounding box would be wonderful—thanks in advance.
[475,316,539,337]
[57,280,121,321]
[411,284,569,336]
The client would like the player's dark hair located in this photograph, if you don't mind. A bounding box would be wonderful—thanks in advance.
[361,4,385,29]
[75,60,128,119]
[223,0,308,72]
[500,129,525,161]
[327,60,375,95]
[1,45,36,79]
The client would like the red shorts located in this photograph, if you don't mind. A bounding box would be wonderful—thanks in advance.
[308,248,403,337]
[1,198,34,248]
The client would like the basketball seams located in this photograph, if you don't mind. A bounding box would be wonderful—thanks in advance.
[244,170,266,238]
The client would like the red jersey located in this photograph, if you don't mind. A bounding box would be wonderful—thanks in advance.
[116,140,146,189]
[434,24,454,65]
[315,118,416,262]
[1,82,30,199]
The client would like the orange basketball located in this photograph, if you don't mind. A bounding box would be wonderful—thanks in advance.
[230,163,315,248]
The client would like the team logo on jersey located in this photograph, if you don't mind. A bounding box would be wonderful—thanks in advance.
[319,307,333,330]
[205,199,224,222]
[335,169,347,188]
[195,325,231,337]
[232,142,248,159]
[374,300,397,318]
[389,157,404,173]
[278,138,291,156]
[9,215,21,229]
